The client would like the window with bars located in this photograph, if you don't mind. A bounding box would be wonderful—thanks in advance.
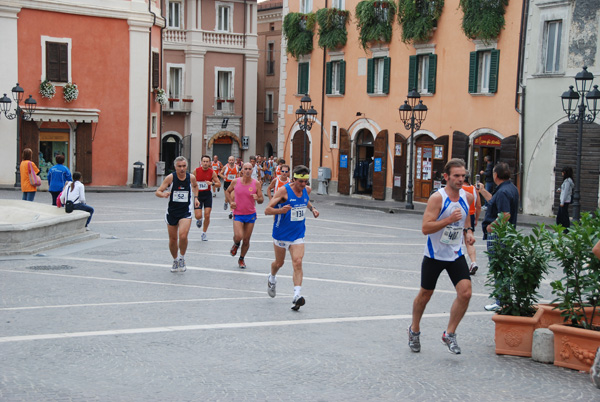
[468,49,499,94]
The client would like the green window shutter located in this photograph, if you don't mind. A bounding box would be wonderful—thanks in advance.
[468,51,478,94]
[298,62,309,94]
[408,55,417,92]
[489,49,500,94]
[383,57,391,94]
[326,62,332,95]
[367,58,374,94]
[339,60,346,95]
[428,54,437,94]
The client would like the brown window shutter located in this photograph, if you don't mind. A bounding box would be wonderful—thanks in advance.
[152,52,160,89]
[59,43,68,82]
[46,42,60,81]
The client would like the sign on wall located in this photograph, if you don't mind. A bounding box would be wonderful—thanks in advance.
[340,154,348,168]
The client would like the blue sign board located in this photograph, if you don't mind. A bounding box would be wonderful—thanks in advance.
[340,154,348,168]
[374,158,382,172]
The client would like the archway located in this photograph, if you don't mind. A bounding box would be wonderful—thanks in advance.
[292,130,310,168]
[353,129,375,195]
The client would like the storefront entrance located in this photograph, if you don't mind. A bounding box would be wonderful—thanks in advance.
[353,129,374,195]
[414,136,434,202]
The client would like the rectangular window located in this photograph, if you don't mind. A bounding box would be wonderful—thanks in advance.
[468,49,499,94]
[418,55,429,93]
[265,93,274,123]
[152,52,160,89]
[267,43,275,75]
[217,71,232,99]
[298,62,309,95]
[46,42,69,82]
[332,0,344,9]
[544,20,562,73]
[326,60,346,95]
[330,123,338,148]
[300,0,313,13]
[168,1,181,29]
[169,67,182,100]
[367,57,390,95]
[409,53,437,95]
[217,5,231,32]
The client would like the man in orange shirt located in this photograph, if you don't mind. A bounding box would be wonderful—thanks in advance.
[462,172,482,275]
[220,155,239,219]
[211,155,223,197]
[266,164,290,200]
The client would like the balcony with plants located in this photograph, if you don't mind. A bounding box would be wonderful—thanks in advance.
[283,12,316,59]
[397,0,444,44]
[316,8,350,51]
[355,0,397,51]
[459,0,509,42]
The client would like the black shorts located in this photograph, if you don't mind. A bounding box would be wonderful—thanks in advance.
[224,181,232,191]
[470,214,475,228]
[420,255,470,290]
[195,191,212,209]
[165,213,191,226]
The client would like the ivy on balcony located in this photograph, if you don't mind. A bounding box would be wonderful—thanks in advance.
[459,0,509,41]
[316,8,350,51]
[283,12,316,59]
[397,0,444,44]
[355,0,397,51]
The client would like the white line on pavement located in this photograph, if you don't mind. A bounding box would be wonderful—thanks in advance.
[0,312,492,344]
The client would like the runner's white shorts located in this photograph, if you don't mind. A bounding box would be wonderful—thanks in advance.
[273,237,304,250]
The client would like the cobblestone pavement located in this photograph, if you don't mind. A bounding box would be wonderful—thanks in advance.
[0,189,597,401]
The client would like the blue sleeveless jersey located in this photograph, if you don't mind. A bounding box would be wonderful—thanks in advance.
[272,184,309,241]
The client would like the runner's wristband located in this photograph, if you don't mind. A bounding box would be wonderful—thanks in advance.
[463,227,474,233]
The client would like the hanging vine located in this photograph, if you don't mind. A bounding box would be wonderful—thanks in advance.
[459,0,509,41]
[283,12,316,59]
[355,0,397,51]
[316,8,350,51]
[397,0,444,44]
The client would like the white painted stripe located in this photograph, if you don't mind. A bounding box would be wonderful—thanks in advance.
[0,312,492,344]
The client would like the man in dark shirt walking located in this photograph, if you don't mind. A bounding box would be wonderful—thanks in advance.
[477,162,519,311]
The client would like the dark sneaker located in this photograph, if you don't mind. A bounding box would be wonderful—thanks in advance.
[229,212,233,219]
[171,260,179,273]
[230,243,240,256]
[223,202,228,210]
[196,219,202,228]
[291,296,305,311]
[408,326,421,353]
[238,258,246,269]
[441,331,461,354]
[469,262,479,275]
[267,277,276,298]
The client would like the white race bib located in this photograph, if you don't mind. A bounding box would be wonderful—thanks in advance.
[172,191,189,203]
[290,206,306,222]
[198,182,208,190]
[227,174,236,180]
[440,226,462,245]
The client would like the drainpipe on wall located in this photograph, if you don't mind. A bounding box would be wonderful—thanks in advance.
[514,0,530,211]
[319,0,328,168]
[241,0,247,159]
[146,1,157,186]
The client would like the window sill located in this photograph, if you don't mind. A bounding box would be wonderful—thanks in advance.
[326,94,344,98]
[420,92,434,97]
[368,93,388,97]
[532,72,566,78]
[469,92,495,97]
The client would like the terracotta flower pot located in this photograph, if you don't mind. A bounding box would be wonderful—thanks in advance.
[536,304,600,329]
[549,323,600,372]
[492,308,543,357]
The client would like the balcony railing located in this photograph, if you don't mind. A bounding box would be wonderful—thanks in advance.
[164,29,246,48]
[215,98,235,115]
[163,97,193,113]
[164,29,187,43]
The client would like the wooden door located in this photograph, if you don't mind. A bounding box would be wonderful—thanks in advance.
[392,133,407,201]
[414,139,434,202]
[76,123,93,184]
[338,128,351,195]
[292,130,310,168]
[372,130,388,200]
[21,120,39,165]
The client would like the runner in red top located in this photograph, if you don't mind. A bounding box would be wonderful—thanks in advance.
[220,155,240,218]
[211,155,223,197]
[194,155,220,241]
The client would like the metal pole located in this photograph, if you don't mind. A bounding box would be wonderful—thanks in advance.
[573,102,585,221]
[406,112,415,210]
[303,114,307,166]
[14,106,21,188]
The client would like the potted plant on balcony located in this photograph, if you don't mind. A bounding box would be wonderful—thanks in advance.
[545,211,600,372]
[397,0,444,44]
[39,80,56,100]
[459,0,509,42]
[155,88,168,106]
[486,215,550,357]
[355,0,397,51]
[283,12,316,59]
[316,8,350,51]
[63,82,79,103]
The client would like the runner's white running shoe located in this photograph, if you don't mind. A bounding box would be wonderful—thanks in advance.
[178,257,187,272]
[201,233,208,241]
[267,277,276,298]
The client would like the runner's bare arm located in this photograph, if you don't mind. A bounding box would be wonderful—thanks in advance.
[255,184,264,204]
[190,175,200,208]
[265,187,290,215]
[212,171,221,188]
[155,174,173,198]
[422,192,460,235]
[266,178,277,200]
[307,201,319,218]
[225,179,236,207]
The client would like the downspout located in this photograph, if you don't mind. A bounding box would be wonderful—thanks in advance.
[241,0,247,159]
[514,0,530,211]
[319,0,328,168]
[146,1,157,185]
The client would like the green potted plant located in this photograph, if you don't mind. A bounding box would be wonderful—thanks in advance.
[39,80,56,99]
[63,82,79,103]
[545,211,600,372]
[283,12,316,59]
[355,0,397,51]
[397,0,444,44]
[316,8,350,51]
[459,0,509,41]
[486,215,550,356]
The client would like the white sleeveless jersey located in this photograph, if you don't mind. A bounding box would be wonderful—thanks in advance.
[424,188,470,261]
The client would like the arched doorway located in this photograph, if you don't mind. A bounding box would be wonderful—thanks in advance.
[354,129,374,195]
[264,142,274,158]
[292,130,310,168]
[162,134,181,175]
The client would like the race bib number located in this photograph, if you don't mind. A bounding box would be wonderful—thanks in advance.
[440,225,462,245]
[290,206,306,222]
[172,191,189,203]
[198,182,208,190]
[227,174,236,180]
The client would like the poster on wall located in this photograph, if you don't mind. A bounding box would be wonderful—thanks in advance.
[395,143,402,156]
[374,158,382,172]
[394,175,402,187]
[340,154,348,168]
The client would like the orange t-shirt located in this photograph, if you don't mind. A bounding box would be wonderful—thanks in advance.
[462,184,477,216]
[20,160,40,192]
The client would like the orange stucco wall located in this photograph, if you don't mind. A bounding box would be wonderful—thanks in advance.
[283,0,521,191]
[18,9,131,186]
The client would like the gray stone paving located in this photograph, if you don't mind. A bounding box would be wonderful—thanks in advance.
[0,189,597,401]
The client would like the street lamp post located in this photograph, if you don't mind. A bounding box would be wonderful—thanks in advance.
[295,94,317,167]
[398,89,428,210]
[0,83,38,188]
[560,66,600,221]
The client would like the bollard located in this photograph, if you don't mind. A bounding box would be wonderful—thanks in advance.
[532,328,554,364]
